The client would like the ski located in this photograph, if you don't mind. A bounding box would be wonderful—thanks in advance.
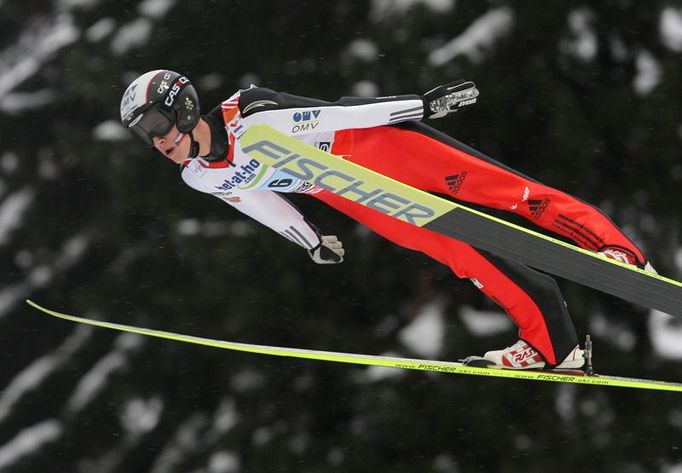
[26,300,682,392]
[240,125,682,317]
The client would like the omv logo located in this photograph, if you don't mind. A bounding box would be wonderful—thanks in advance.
[291,109,321,133]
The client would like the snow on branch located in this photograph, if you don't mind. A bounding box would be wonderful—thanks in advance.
[429,7,514,66]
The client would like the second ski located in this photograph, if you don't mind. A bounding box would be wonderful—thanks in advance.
[240,125,682,317]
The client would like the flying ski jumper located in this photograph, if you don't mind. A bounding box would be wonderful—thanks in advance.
[120,70,654,370]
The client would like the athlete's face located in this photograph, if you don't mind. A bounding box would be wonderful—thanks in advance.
[152,125,191,164]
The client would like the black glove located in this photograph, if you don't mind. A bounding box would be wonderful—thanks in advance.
[423,80,479,119]
[308,235,345,264]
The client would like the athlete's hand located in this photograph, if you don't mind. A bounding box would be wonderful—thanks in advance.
[423,80,479,119]
[309,235,345,264]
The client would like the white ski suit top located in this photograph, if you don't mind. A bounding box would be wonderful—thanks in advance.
[180,86,425,250]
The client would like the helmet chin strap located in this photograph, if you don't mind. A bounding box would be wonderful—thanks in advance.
[187,131,200,159]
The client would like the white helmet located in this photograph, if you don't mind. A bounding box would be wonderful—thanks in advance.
[120,70,201,146]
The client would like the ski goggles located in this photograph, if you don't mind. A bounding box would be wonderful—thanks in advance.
[127,104,176,147]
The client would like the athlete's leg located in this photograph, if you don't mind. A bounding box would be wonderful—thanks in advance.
[348,124,646,265]
[313,189,578,365]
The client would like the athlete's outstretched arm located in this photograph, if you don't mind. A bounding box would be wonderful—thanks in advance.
[236,81,478,135]
[237,86,424,134]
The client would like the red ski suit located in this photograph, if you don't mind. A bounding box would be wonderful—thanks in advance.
[314,123,644,365]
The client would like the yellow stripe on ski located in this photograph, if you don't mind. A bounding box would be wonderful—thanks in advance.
[26,300,682,393]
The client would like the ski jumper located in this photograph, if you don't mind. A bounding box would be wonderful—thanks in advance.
[180,86,646,366]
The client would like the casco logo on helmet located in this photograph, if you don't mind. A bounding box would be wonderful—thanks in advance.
[157,72,172,94]
[165,76,190,108]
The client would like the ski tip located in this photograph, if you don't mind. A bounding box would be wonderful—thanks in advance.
[25,299,51,314]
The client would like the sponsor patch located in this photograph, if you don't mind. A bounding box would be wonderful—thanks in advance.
[509,186,530,210]
[291,109,321,134]
[187,159,207,177]
[316,141,331,152]
[444,172,467,195]
[242,139,438,225]
[528,198,551,218]
[214,159,263,191]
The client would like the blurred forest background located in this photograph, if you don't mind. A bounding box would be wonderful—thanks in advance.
[1,1,682,472]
